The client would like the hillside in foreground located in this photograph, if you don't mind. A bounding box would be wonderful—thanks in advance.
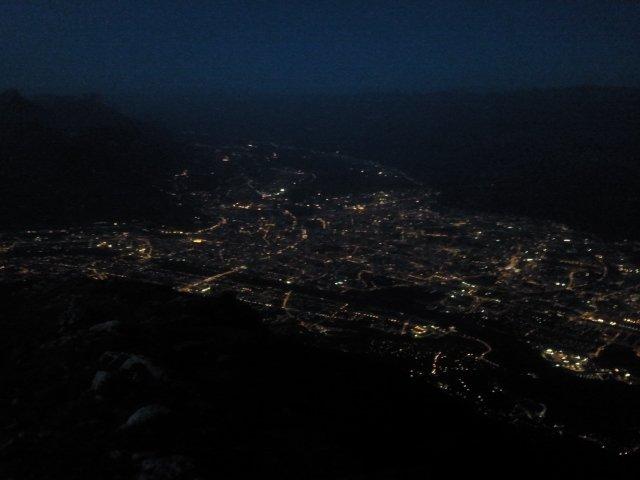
[0,277,631,479]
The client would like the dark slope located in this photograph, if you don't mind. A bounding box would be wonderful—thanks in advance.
[132,86,640,238]
[0,90,187,228]
[0,278,631,479]
[423,87,640,239]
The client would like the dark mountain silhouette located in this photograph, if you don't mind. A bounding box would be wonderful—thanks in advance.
[0,90,187,228]
[129,86,640,238]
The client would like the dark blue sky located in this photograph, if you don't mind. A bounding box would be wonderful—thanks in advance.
[2,0,640,95]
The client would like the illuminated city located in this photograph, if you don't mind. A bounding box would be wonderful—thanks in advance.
[4,2,640,475]
[3,144,640,454]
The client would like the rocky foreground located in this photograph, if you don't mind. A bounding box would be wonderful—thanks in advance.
[0,278,632,479]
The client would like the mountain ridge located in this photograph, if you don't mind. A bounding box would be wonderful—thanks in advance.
[0,90,187,228]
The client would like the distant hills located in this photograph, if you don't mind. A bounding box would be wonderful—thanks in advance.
[126,86,640,238]
[0,90,186,227]
[3,86,639,237]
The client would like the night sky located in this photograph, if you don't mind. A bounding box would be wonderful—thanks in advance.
[2,1,640,95]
